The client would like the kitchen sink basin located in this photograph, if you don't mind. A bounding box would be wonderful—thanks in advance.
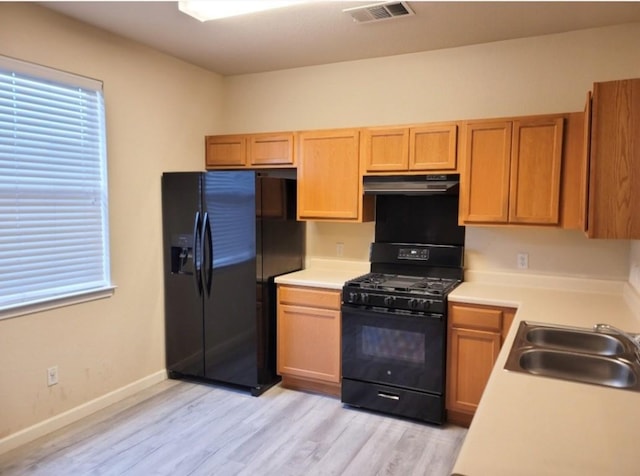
[505,321,640,392]
[525,327,625,356]
[518,348,637,389]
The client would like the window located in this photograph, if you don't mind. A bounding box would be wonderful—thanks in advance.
[0,55,111,316]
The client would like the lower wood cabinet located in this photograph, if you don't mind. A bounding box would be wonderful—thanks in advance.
[276,285,342,396]
[446,302,515,427]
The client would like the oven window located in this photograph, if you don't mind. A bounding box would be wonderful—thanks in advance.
[360,325,425,364]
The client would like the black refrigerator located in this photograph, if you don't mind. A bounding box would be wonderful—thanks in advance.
[161,171,304,396]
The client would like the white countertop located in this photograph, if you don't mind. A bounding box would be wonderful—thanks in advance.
[274,263,640,475]
[274,258,368,289]
[450,277,640,476]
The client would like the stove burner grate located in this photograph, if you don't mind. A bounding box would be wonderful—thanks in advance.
[347,273,459,296]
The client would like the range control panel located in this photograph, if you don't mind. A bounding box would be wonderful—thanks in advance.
[398,248,430,261]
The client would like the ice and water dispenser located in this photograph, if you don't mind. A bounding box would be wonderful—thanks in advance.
[170,233,194,275]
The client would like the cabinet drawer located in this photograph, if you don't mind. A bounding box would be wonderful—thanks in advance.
[278,285,341,310]
[449,304,504,332]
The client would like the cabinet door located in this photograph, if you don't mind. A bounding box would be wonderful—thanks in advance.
[447,303,515,426]
[446,327,501,415]
[587,78,640,239]
[249,133,295,166]
[460,121,512,223]
[410,123,457,171]
[362,127,409,172]
[509,117,564,224]
[277,304,341,384]
[297,129,367,221]
[205,135,246,167]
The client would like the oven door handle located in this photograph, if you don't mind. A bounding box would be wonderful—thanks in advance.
[377,391,400,401]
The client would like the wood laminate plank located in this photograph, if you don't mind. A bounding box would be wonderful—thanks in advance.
[0,381,466,476]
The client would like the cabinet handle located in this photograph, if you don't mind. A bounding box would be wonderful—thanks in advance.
[377,391,400,401]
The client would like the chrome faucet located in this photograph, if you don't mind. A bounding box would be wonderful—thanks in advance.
[594,323,640,361]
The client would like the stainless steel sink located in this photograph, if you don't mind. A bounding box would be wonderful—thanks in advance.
[518,348,637,389]
[525,327,625,356]
[505,321,640,392]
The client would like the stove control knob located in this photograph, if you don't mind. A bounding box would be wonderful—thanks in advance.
[384,296,396,306]
[418,299,429,310]
[408,298,418,309]
[360,293,370,304]
[349,292,359,303]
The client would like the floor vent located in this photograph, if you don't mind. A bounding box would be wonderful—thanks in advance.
[344,1,415,23]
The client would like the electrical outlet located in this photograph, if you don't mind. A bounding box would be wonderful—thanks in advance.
[336,242,344,257]
[517,252,529,270]
[47,366,58,387]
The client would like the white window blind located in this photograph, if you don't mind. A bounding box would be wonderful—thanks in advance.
[0,55,111,313]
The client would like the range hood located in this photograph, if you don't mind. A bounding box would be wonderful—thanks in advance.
[363,174,460,195]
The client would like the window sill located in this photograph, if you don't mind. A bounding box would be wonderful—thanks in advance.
[0,286,117,321]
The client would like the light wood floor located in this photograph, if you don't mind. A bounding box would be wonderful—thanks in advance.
[0,379,467,475]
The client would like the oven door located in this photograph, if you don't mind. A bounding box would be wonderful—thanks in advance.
[341,305,445,394]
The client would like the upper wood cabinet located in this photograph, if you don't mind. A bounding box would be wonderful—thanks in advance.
[205,134,246,168]
[585,78,640,239]
[460,115,564,225]
[205,132,295,169]
[362,123,458,173]
[297,128,374,222]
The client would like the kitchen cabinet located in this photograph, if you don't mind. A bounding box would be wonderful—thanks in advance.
[297,128,374,222]
[362,122,458,173]
[277,285,342,396]
[205,132,295,168]
[446,302,515,427]
[585,78,640,239]
[460,115,564,225]
[256,176,287,219]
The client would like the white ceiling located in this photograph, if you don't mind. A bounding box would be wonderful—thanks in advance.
[42,1,640,76]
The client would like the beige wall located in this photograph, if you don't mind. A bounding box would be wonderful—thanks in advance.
[222,22,640,281]
[0,3,223,442]
[631,241,640,293]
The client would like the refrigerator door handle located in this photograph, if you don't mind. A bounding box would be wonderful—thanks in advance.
[201,211,213,296]
[193,211,203,295]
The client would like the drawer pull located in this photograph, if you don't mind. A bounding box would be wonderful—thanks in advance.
[377,391,400,401]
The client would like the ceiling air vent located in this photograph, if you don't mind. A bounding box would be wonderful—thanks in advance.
[344,1,415,23]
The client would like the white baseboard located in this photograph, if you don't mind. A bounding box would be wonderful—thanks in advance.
[0,369,167,456]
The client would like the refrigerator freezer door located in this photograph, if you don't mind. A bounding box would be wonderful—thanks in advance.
[202,171,258,387]
[162,172,205,378]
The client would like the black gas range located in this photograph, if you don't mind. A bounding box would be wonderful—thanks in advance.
[343,242,463,313]
[341,242,463,424]
[343,273,460,314]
